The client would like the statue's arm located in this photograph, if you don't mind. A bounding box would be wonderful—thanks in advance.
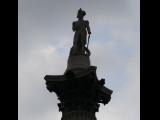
[72,22,76,31]
[86,21,91,34]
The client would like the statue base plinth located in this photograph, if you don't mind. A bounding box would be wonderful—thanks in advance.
[65,55,90,74]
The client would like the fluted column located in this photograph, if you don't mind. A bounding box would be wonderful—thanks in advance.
[61,111,96,120]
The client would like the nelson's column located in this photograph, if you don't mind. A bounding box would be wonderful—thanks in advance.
[44,8,113,120]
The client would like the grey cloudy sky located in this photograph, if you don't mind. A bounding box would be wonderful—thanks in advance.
[18,0,140,120]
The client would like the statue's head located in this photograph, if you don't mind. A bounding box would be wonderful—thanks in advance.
[77,8,86,19]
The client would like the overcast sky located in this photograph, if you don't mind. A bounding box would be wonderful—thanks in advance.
[18,0,140,120]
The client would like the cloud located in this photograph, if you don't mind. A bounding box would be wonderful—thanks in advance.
[96,44,139,120]
[18,44,67,119]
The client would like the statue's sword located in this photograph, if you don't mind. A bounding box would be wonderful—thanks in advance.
[87,34,90,49]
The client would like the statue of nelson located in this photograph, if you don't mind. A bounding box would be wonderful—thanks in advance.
[72,8,91,55]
